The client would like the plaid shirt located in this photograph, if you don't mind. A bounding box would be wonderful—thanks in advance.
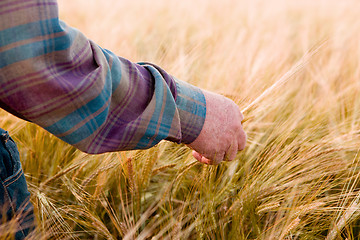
[0,0,206,154]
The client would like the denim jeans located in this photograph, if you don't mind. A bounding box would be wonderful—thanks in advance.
[0,128,35,239]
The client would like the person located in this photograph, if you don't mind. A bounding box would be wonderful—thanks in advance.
[0,0,246,238]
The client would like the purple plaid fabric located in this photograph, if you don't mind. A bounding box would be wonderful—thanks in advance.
[0,0,206,153]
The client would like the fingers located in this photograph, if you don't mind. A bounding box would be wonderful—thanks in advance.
[193,130,245,165]
[238,128,247,151]
[192,151,203,162]
[192,151,224,165]
[192,151,212,165]
[237,113,247,151]
[225,142,238,161]
[213,151,225,165]
[199,156,213,165]
[195,140,244,164]
[188,91,247,166]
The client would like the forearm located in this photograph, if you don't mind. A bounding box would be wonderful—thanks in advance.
[0,0,206,153]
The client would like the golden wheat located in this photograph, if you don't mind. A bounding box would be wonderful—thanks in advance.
[1,0,360,239]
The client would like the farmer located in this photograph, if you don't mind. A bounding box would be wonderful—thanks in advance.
[0,0,246,238]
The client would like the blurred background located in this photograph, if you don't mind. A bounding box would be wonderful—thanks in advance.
[2,0,360,239]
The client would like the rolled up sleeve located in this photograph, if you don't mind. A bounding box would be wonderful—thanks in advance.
[0,0,206,153]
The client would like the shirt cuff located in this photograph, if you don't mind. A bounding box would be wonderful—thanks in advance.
[173,78,206,144]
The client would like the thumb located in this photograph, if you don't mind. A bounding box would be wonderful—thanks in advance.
[192,151,212,165]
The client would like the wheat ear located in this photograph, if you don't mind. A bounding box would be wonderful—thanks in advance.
[241,40,328,113]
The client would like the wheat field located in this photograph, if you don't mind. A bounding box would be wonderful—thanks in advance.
[1,0,360,239]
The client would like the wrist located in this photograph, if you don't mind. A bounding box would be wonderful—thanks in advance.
[173,79,206,144]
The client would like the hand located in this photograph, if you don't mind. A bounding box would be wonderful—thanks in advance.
[188,90,246,165]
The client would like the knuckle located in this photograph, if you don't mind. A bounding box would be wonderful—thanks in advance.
[238,139,246,151]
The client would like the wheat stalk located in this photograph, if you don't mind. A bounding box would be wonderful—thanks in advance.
[241,40,328,113]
